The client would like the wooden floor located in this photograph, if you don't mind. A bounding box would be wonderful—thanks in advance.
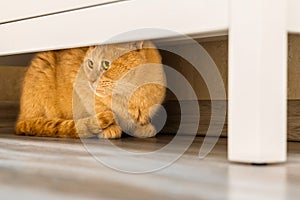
[1,102,300,199]
[0,131,300,200]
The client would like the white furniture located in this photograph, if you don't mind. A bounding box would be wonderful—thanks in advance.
[0,0,299,164]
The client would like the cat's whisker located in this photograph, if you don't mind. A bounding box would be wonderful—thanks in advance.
[94,92,108,98]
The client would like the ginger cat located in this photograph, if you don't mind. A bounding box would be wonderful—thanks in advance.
[15,41,166,139]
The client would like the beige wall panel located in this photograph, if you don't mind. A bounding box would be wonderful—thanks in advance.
[2,34,300,102]
[288,34,300,99]
[162,39,228,100]
[0,66,26,102]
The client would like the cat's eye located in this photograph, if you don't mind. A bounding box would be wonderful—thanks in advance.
[88,59,94,69]
[102,60,110,70]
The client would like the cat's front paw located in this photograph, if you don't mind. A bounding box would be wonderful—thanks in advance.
[96,111,115,129]
[132,124,157,138]
[98,124,122,139]
[76,116,100,138]
[129,107,150,126]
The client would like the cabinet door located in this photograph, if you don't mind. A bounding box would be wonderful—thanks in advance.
[0,0,124,23]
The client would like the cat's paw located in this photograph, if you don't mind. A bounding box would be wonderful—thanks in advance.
[96,111,115,129]
[76,116,99,138]
[98,124,122,139]
[129,107,150,126]
[132,124,157,138]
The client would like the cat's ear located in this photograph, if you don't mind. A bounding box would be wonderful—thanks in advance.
[117,41,144,50]
[131,41,144,50]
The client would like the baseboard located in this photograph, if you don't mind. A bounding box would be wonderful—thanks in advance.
[162,100,300,142]
[2,100,300,141]
[160,100,227,137]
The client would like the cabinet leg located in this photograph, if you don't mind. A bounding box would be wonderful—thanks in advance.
[228,0,287,163]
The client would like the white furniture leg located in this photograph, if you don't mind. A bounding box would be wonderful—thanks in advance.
[228,0,287,163]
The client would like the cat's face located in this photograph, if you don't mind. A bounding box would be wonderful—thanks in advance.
[83,41,145,97]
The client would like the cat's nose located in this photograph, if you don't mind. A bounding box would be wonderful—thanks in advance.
[88,73,98,83]
[89,77,97,83]
[89,79,95,83]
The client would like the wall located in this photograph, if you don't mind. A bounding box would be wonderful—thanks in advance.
[288,34,300,99]
[0,66,26,102]
[1,34,300,102]
[161,37,228,100]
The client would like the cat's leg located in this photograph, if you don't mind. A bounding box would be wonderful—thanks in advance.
[127,84,165,137]
[128,84,165,125]
[94,98,122,139]
[127,103,157,138]
[128,104,151,126]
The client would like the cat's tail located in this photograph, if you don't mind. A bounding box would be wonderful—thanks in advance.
[15,112,116,138]
[16,118,82,138]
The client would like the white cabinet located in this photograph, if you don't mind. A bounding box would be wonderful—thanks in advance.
[0,0,228,55]
[0,0,299,164]
[0,0,122,23]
